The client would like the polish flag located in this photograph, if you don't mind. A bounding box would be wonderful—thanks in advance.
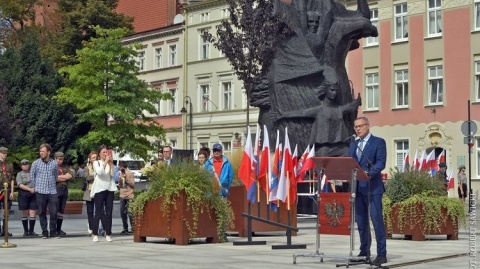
[402,151,410,172]
[258,125,270,193]
[418,150,427,171]
[413,149,420,171]
[238,126,255,203]
[447,170,455,190]
[425,150,437,175]
[296,145,315,182]
[434,149,446,172]
[292,145,298,178]
[277,127,294,203]
[269,130,282,201]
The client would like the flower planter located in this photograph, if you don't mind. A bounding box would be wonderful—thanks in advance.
[228,185,297,237]
[387,204,458,241]
[134,190,218,245]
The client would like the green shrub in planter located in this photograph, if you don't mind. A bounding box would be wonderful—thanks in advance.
[67,189,85,201]
[383,168,466,236]
[130,161,234,242]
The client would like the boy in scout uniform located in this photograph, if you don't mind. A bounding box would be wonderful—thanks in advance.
[55,152,75,236]
[16,159,38,236]
[0,146,14,237]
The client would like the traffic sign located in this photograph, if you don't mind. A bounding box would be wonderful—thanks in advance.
[461,120,477,136]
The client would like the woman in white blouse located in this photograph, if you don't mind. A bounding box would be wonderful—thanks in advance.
[90,145,117,242]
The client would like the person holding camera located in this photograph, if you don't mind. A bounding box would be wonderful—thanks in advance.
[118,162,135,234]
[90,145,117,242]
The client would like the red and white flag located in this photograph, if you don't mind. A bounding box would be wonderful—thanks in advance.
[413,149,420,171]
[277,127,294,203]
[292,145,298,178]
[238,126,255,202]
[296,145,315,182]
[258,125,270,193]
[447,170,455,190]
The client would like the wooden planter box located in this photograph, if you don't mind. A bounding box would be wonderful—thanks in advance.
[318,193,351,235]
[228,185,297,237]
[387,204,458,241]
[45,201,83,215]
[134,190,219,245]
[64,201,84,214]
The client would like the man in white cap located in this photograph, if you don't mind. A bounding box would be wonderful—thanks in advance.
[0,146,14,236]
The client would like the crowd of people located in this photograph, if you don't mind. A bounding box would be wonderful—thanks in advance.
[0,144,136,242]
[0,143,234,242]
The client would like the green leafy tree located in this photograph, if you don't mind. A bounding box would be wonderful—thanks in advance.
[204,0,287,125]
[0,0,40,30]
[57,27,168,160]
[0,34,77,155]
[54,0,133,65]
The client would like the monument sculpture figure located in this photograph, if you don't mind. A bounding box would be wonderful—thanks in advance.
[250,0,377,156]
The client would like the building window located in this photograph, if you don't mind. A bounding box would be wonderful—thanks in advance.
[200,12,210,22]
[169,88,177,114]
[395,140,409,171]
[222,81,232,110]
[222,141,232,155]
[200,34,210,60]
[366,9,378,46]
[169,139,177,148]
[200,84,210,112]
[476,61,480,101]
[242,88,247,109]
[428,0,442,36]
[155,48,163,69]
[476,0,480,30]
[366,73,379,110]
[428,65,443,105]
[138,51,145,71]
[394,3,408,41]
[169,45,177,66]
[395,69,409,108]
[221,8,229,18]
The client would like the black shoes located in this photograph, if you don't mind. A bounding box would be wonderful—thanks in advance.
[23,232,29,237]
[120,229,129,235]
[372,256,387,265]
[50,232,61,239]
[57,230,67,236]
[356,251,371,262]
[29,231,39,237]
[42,232,49,239]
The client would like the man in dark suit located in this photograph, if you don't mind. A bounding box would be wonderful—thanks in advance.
[162,146,175,166]
[348,117,387,266]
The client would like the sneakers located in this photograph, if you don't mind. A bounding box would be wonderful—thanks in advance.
[120,229,129,235]
[42,232,49,239]
[88,229,93,236]
[128,228,134,234]
[105,235,112,242]
[92,235,99,242]
[51,232,61,239]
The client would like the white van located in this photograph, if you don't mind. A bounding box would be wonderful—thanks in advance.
[112,153,146,183]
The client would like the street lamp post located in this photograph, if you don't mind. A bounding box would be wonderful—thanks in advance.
[180,96,193,150]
